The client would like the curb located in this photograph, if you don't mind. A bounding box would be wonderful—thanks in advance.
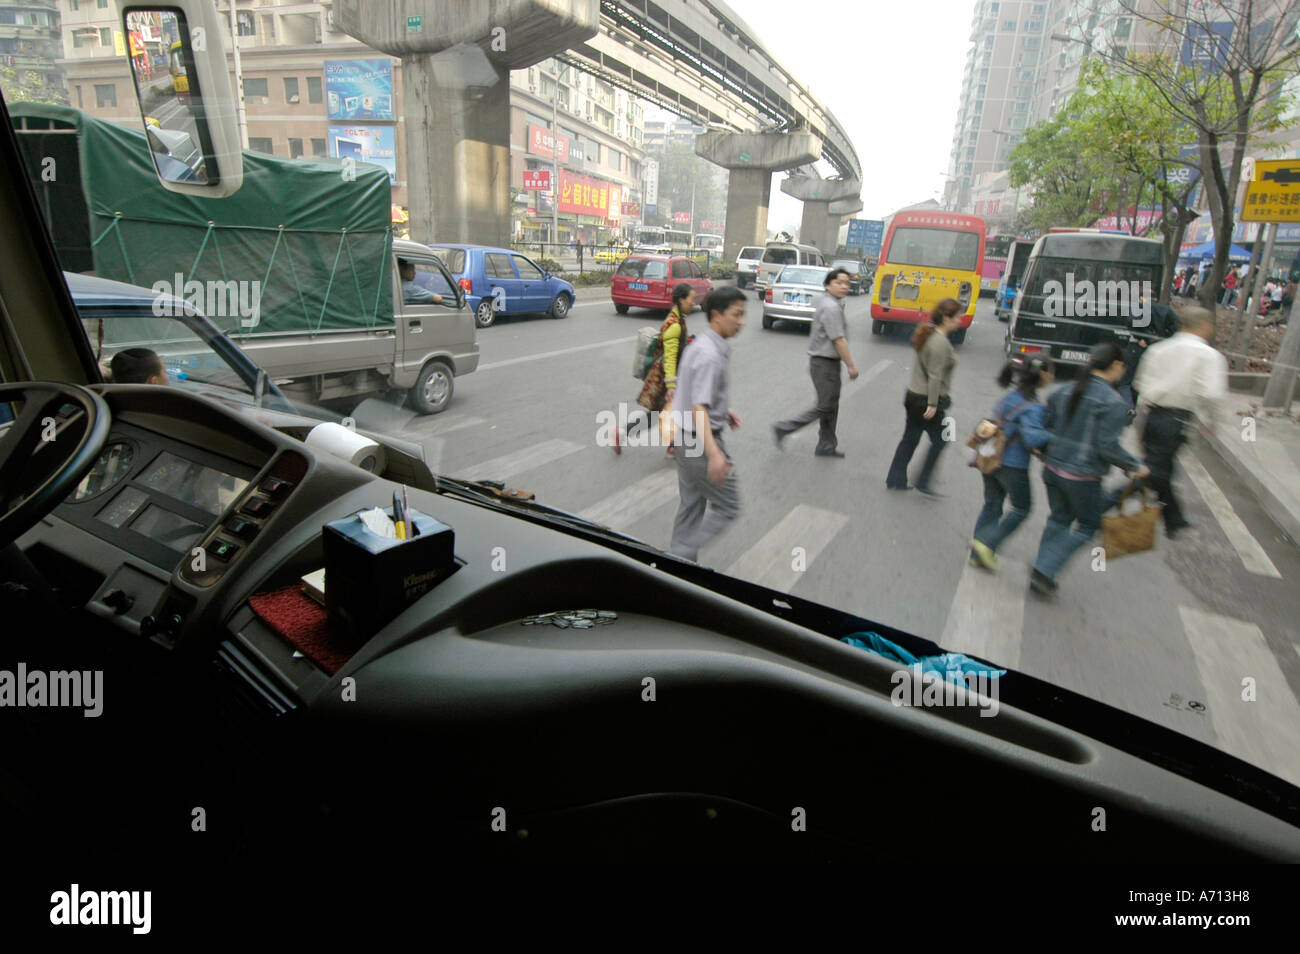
[1197,422,1300,548]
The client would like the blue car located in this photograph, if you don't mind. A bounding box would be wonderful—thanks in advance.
[427,244,575,328]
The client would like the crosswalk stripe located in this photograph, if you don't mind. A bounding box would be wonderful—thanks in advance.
[1180,453,1281,578]
[455,438,584,482]
[1179,606,1300,788]
[401,415,485,437]
[578,468,679,532]
[476,336,635,372]
[723,503,848,592]
[939,553,1028,670]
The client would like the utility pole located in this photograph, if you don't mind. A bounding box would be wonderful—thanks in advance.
[550,60,559,250]
[228,0,249,149]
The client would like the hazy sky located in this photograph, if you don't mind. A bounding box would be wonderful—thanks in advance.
[709,0,973,231]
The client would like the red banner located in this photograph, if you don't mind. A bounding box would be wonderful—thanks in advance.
[558,169,617,218]
[621,202,642,216]
[673,212,690,223]
[527,123,569,161]
[522,169,550,190]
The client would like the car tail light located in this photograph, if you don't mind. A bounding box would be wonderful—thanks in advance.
[765,288,773,303]
[1018,345,1043,354]
[878,274,894,303]
[458,278,472,292]
[958,281,972,307]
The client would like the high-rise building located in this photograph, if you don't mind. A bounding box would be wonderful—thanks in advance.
[0,0,66,104]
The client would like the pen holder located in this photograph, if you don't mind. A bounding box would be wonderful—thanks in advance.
[322,506,457,641]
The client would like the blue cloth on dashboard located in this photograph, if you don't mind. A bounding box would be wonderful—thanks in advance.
[841,632,1006,683]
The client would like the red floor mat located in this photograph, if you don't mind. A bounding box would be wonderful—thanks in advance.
[248,585,359,676]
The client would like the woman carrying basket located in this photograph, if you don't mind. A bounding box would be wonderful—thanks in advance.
[625,283,694,457]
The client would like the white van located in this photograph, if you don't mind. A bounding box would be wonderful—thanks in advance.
[755,242,825,295]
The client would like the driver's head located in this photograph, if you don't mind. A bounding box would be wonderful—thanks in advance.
[110,348,168,386]
[399,260,415,281]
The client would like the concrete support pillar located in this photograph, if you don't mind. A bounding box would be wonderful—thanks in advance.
[799,200,834,255]
[403,57,511,247]
[695,131,821,263]
[781,175,861,256]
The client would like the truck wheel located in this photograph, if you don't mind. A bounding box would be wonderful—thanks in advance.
[615,303,630,314]
[550,293,571,319]
[411,360,454,414]
[872,319,885,335]
[950,328,967,345]
[475,300,496,328]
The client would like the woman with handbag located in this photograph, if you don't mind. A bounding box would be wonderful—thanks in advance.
[968,355,1055,571]
[886,298,962,495]
[1028,342,1150,597]
[633,283,694,457]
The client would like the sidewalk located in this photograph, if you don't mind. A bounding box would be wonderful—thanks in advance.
[1198,392,1300,547]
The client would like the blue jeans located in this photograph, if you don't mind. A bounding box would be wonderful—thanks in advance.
[1032,468,1106,582]
[973,466,1032,552]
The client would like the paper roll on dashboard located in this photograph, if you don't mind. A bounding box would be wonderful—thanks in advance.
[305,422,386,473]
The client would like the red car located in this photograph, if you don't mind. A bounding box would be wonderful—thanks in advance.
[611,254,713,314]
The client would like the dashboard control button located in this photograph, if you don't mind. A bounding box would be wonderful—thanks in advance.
[211,540,240,562]
[260,477,293,498]
[226,517,258,540]
[103,588,133,614]
[240,497,272,518]
[140,615,158,637]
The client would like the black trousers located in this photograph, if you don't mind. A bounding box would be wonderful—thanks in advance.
[1142,406,1190,529]
[774,357,842,452]
[887,391,948,489]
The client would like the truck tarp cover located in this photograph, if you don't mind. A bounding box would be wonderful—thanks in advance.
[12,103,393,335]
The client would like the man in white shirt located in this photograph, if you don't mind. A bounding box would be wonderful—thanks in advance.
[1132,306,1229,538]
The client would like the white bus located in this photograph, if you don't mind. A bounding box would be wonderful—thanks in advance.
[694,233,723,252]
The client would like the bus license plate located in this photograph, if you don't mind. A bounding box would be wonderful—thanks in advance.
[1061,349,1089,362]
[894,285,919,300]
[629,282,649,290]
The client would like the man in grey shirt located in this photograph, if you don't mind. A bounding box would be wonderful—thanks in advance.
[669,286,747,562]
[773,267,860,456]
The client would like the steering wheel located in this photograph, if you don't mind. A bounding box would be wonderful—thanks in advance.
[0,382,110,548]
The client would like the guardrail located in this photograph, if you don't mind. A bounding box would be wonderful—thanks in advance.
[509,242,730,276]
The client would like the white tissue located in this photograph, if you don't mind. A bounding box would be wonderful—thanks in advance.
[358,507,396,538]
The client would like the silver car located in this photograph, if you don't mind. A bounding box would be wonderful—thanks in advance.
[761,265,829,330]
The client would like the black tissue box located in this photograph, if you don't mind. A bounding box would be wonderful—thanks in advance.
[322,507,457,640]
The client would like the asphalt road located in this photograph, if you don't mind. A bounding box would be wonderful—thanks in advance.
[368,288,1300,789]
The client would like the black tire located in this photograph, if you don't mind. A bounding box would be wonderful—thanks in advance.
[475,299,496,328]
[410,360,454,415]
[762,315,773,329]
[872,319,885,335]
[550,293,571,319]
[950,327,967,345]
[615,303,630,315]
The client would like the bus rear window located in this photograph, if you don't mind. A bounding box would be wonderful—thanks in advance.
[887,228,980,271]
[762,248,797,264]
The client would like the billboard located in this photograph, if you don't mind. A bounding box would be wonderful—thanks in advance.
[1180,22,1233,73]
[328,125,397,184]
[527,123,569,161]
[643,159,659,214]
[325,59,395,121]
[558,170,616,218]
[673,212,690,224]
[621,202,642,217]
[522,169,550,190]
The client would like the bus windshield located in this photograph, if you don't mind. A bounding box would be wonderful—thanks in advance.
[887,227,981,271]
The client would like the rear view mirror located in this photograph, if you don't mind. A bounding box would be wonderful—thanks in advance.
[123,4,242,197]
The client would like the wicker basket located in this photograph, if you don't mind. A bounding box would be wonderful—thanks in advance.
[1102,485,1162,559]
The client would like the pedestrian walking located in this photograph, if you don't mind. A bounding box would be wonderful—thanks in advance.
[1118,294,1179,409]
[1131,306,1228,539]
[575,234,585,272]
[1220,266,1239,307]
[885,298,962,496]
[668,286,746,562]
[773,267,860,457]
[1028,342,1149,597]
[636,282,695,458]
[968,355,1055,571]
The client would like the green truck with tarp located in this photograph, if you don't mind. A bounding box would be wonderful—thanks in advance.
[11,103,477,413]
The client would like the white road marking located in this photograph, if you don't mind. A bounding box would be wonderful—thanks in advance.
[1180,453,1281,578]
[724,504,848,593]
[939,553,1028,671]
[401,415,485,437]
[1179,605,1300,787]
[476,336,636,372]
[454,438,584,482]
[578,468,679,532]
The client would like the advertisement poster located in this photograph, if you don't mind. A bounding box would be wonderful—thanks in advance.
[643,159,659,214]
[558,170,616,217]
[527,123,570,161]
[325,59,395,121]
[522,169,551,190]
[328,125,397,184]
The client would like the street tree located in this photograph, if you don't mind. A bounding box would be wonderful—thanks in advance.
[1106,0,1300,311]
[1007,109,1109,233]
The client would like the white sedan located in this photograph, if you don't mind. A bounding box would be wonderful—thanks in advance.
[761,265,828,330]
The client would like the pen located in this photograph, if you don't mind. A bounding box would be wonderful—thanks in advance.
[403,485,416,536]
[393,490,406,540]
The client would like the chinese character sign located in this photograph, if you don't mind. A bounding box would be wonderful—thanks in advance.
[324,59,395,120]
[522,170,551,191]
[1242,160,1300,223]
[527,123,570,161]
[558,171,614,216]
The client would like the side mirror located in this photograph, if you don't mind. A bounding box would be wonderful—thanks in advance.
[124,3,243,197]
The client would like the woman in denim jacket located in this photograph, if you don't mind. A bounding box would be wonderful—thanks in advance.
[1029,342,1149,596]
[969,355,1055,571]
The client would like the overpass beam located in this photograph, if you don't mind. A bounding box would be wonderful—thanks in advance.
[696,131,821,263]
[336,0,599,246]
[782,177,861,255]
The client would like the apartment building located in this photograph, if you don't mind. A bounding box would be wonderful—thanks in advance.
[0,0,65,103]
